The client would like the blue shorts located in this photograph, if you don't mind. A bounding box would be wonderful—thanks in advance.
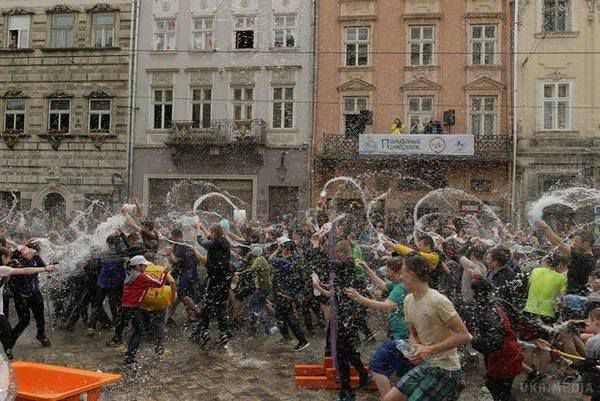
[369,338,415,378]
[177,276,198,298]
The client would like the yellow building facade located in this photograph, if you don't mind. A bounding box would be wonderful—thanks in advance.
[516,0,600,220]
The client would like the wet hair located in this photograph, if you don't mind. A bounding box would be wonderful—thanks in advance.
[403,253,430,282]
[106,235,120,247]
[127,232,140,243]
[589,307,600,322]
[335,240,353,260]
[142,220,154,230]
[547,253,570,268]
[574,230,594,247]
[488,246,510,266]
[211,224,224,238]
[0,247,11,259]
[144,252,156,263]
[25,240,41,253]
[386,257,403,272]
[171,228,183,238]
[418,235,434,249]
[470,246,486,260]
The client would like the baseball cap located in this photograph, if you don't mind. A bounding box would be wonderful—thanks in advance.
[129,255,152,266]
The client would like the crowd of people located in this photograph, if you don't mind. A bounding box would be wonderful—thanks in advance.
[0,200,599,401]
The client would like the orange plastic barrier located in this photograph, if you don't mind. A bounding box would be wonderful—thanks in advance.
[13,362,121,401]
[294,357,377,391]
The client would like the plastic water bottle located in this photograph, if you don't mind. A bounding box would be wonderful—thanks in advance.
[394,339,416,358]
[311,272,321,296]
[478,386,493,401]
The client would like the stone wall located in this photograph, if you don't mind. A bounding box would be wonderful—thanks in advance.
[0,0,131,213]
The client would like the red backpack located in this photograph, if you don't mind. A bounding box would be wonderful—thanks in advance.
[486,305,524,379]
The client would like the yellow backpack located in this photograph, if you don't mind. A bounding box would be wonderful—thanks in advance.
[142,264,175,311]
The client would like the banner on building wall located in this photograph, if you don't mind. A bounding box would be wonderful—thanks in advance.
[459,201,481,216]
[358,134,474,156]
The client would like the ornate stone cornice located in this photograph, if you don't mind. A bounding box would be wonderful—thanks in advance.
[88,90,112,98]
[2,90,27,99]
[46,91,72,98]
[2,8,35,16]
[46,5,80,14]
[85,4,120,13]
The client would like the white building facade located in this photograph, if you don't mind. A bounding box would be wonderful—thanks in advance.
[131,0,314,220]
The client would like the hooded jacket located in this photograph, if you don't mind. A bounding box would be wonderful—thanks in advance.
[121,269,166,307]
[96,249,126,289]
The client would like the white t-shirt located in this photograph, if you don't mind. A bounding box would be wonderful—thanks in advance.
[0,266,14,316]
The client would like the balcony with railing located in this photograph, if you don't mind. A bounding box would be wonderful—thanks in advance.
[165,119,267,147]
[164,119,267,164]
[319,133,513,162]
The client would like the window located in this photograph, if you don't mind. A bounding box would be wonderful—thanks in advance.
[232,87,253,120]
[192,88,211,128]
[4,98,25,132]
[344,27,369,66]
[543,0,569,32]
[92,13,114,48]
[0,191,20,210]
[192,18,214,50]
[471,179,493,193]
[154,19,176,51]
[272,87,294,129]
[48,99,71,132]
[470,96,497,136]
[273,14,296,48]
[408,97,434,133]
[409,26,435,66]
[153,89,173,129]
[471,25,496,65]
[51,14,74,48]
[8,15,30,49]
[89,99,111,132]
[235,16,256,49]
[343,96,368,137]
[542,82,571,130]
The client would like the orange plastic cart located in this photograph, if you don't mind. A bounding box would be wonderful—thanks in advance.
[12,362,121,401]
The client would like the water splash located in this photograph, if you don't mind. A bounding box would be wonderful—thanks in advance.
[192,192,240,215]
[527,187,600,228]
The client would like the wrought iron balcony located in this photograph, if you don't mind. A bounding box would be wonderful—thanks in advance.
[165,119,266,146]
[319,133,513,162]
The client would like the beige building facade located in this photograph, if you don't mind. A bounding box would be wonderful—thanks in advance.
[313,0,514,218]
[0,1,132,218]
[516,0,600,218]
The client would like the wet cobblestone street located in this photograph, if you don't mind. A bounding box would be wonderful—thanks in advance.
[13,318,580,401]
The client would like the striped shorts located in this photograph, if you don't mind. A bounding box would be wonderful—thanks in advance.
[396,364,463,401]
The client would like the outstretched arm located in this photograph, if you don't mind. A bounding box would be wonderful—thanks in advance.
[8,265,56,275]
[536,220,571,255]
[345,288,397,312]
[356,260,387,292]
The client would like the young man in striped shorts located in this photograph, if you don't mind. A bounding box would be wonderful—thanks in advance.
[383,253,472,401]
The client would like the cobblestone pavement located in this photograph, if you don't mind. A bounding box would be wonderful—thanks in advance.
[14,318,580,401]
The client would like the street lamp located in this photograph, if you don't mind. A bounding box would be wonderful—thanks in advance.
[276,151,288,183]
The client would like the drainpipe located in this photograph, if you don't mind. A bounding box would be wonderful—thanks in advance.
[126,0,140,200]
[308,0,317,210]
[510,0,519,225]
